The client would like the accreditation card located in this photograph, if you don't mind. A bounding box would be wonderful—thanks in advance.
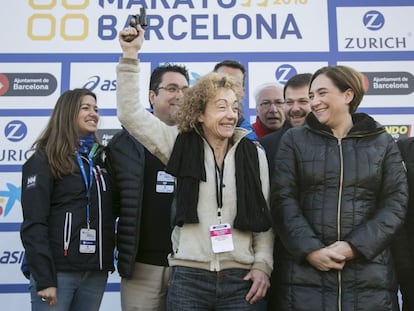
[209,223,234,253]
[79,228,96,253]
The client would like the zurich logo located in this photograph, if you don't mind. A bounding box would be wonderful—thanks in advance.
[275,64,297,85]
[4,120,27,142]
[83,75,100,91]
[363,10,385,31]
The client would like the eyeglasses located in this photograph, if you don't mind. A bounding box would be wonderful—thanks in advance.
[259,100,284,109]
[157,85,189,94]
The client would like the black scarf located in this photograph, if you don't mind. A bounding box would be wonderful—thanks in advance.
[166,131,272,232]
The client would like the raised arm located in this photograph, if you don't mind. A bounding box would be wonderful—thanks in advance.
[116,25,178,165]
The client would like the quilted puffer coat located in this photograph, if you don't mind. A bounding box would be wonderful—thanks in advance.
[270,112,408,311]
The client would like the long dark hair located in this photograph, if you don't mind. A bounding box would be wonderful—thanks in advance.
[32,88,98,179]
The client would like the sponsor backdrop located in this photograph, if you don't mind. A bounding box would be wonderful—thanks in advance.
[0,0,413,309]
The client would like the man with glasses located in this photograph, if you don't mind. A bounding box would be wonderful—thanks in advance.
[260,73,312,176]
[252,83,285,138]
[106,63,189,311]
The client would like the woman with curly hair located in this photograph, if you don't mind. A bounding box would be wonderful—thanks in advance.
[116,25,273,310]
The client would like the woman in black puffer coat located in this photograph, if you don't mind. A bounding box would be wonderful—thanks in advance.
[269,65,408,311]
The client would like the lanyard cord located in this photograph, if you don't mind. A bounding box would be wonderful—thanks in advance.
[76,153,93,229]
[77,143,99,228]
[214,162,225,224]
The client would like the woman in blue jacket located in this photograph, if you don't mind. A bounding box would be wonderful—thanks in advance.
[20,88,115,310]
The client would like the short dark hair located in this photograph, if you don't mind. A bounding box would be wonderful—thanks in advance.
[149,63,190,94]
[283,73,312,98]
[213,60,246,86]
[310,66,365,113]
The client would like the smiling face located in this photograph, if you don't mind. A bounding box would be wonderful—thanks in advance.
[309,74,353,130]
[77,94,99,135]
[150,71,189,126]
[284,85,311,127]
[197,88,239,144]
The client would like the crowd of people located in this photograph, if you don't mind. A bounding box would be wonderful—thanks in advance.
[19,22,412,311]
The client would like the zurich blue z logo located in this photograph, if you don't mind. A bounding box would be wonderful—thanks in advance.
[363,10,385,31]
[275,64,297,85]
[4,120,27,142]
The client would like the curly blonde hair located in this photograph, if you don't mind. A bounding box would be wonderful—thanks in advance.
[175,72,243,132]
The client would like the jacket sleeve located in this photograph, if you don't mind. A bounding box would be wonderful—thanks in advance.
[105,130,145,226]
[116,57,178,165]
[271,130,325,262]
[105,144,121,221]
[20,152,57,291]
[251,146,274,276]
[346,136,408,260]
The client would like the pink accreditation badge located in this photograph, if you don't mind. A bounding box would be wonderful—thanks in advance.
[209,223,234,253]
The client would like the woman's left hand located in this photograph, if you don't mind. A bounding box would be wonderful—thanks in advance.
[327,240,359,260]
[244,268,270,304]
[38,286,57,306]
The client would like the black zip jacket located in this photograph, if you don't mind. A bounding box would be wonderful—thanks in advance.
[106,129,145,278]
[20,147,115,291]
[106,128,175,278]
[270,112,408,311]
[260,121,292,178]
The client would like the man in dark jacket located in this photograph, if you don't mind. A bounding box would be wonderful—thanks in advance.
[106,63,189,311]
[260,73,312,310]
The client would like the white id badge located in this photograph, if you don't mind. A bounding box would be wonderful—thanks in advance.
[209,223,234,253]
[156,171,175,193]
[79,228,96,253]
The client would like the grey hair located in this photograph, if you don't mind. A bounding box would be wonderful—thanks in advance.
[253,82,284,106]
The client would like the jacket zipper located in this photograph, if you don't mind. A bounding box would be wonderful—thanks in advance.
[312,126,385,311]
[337,139,344,311]
[93,167,104,270]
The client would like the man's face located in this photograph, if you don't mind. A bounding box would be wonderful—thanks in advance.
[256,87,285,131]
[149,71,189,126]
[284,85,311,127]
